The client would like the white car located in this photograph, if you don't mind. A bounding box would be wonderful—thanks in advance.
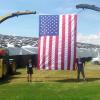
[91,56,100,64]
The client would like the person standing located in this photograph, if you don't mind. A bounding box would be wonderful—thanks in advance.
[26,59,33,82]
[76,57,86,81]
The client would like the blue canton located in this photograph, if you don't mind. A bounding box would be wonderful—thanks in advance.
[39,15,59,36]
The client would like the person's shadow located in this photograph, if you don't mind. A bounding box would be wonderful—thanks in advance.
[54,78,100,82]
[86,78,100,82]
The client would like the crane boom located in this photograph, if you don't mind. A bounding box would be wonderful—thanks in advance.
[76,4,100,12]
[0,10,36,24]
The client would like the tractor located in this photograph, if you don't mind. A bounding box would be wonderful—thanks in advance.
[0,48,16,79]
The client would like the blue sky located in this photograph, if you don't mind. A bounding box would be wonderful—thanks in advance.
[0,0,100,40]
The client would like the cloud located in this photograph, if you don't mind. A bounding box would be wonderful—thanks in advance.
[77,33,100,45]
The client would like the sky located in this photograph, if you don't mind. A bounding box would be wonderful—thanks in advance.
[0,0,100,45]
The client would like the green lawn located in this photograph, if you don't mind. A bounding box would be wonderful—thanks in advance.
[0,62,100,100]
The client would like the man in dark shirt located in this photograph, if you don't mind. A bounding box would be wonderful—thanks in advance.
[76,57,86,81]
[26,59,33,82]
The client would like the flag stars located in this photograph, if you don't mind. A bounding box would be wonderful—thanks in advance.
[39,15,59,36]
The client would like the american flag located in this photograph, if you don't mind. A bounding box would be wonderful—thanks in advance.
[38,14,77,70]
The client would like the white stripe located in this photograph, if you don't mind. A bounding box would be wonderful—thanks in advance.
[40,37,44,69]
[64,15,68,70]
[58,15,62,70]
[51,36,56,70]
[70,15,75,70]
[45,36,49,70]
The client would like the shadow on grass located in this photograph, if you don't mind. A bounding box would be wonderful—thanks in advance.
[55,78,100,83]
[14,71,21,75]
[0,71,21,85]
[86,78,100,82]
[54,79,78,82]
[0,75,100,84]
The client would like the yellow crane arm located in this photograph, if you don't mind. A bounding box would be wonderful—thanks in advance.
[0,10,36,24]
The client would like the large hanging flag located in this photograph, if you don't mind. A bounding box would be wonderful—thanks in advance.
[38,14,77,70]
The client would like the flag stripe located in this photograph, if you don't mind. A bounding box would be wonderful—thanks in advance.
[67,15,71,70]
[38,38,40,69]
[55,36,58,70]
[51,36,56,70]
[73,15,77,70]
[58,15,62,70]
[70,15,75,70]
[48,36,52,70]
[45,36,49,70]
[61,15,65,70]
[42,36,46,69]
[64,15,68,70]
[40,37,43,69]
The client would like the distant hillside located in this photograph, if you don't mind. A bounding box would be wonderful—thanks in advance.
[0,34,100,48]
[0,34,38,47]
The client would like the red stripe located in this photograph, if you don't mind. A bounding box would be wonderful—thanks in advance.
[55,36,58,70]
[42,36,46,69]
[73,15,77,70]
[48,36,52,70]
[61,15,65,70]
[38,37,41,69]
[67,15,71,70]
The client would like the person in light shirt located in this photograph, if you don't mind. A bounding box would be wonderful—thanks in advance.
[76,57,86,81]
[26,59,33,82]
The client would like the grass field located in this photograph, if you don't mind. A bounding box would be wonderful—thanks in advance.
[0,62,100,100]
